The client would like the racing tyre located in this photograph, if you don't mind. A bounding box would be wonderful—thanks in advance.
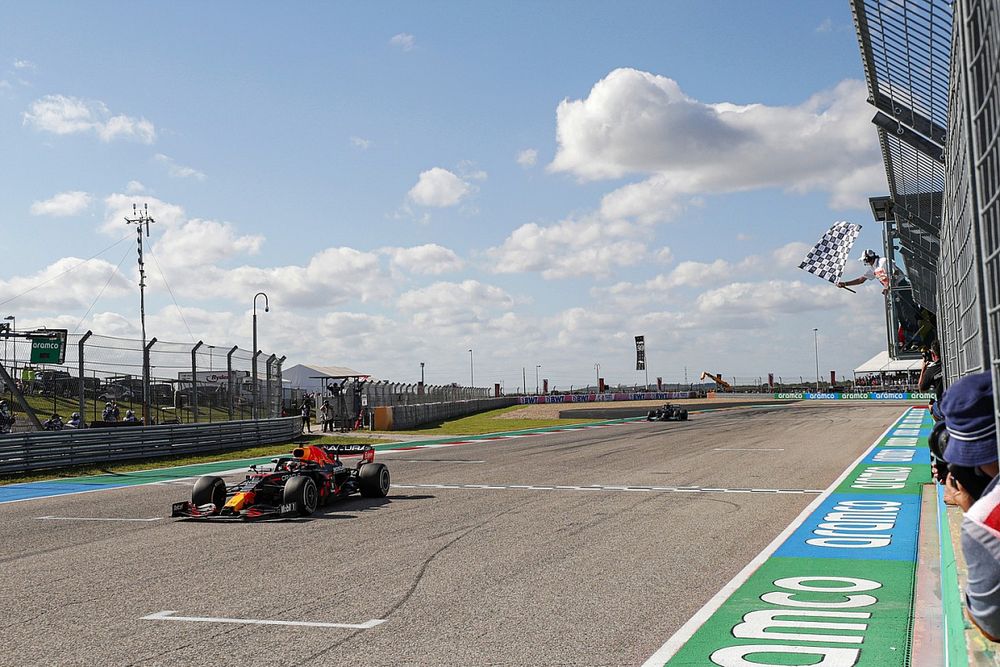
[359,463,390,498]
[192,476,226,513]
[646,411,655,421]
[680,410,688,421]
[284,475,319,517]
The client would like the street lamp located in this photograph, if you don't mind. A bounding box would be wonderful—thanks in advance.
[813,328,820,393]
[468,349,474,387]
[252,292,269,419]
[420,362,425,385]
[535,364,541,395]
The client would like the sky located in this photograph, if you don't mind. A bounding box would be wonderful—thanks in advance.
[0,1,894,392]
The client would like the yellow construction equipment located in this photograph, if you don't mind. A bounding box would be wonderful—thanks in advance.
[699,371,733,391]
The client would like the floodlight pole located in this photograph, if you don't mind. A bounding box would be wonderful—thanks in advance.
[125,204,156,423]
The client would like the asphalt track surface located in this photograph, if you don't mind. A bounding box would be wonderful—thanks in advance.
[558,399,800,420]
[0,402,908,666]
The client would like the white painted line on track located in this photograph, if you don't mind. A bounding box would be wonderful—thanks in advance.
[639,408,916,667]
[36,515,162,522]
[381,459,486,464]
[141,610,385,629]
[712,448,785,452]
[391,483,823,495]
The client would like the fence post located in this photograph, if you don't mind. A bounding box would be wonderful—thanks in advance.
[191,341,203,423]
[78,331,92,420]
[252,351,263,420]
[143,337,157,425]
[265,354,276,418]
[227,346,237,421]
[276,355,286,417]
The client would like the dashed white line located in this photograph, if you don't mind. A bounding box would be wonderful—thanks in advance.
[713,448,785,452]
[36,516,162,522]
[141,610,385,629]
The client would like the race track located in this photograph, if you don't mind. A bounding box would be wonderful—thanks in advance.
[0,402,908,666]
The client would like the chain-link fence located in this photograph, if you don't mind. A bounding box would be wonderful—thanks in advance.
[0,331,284,432]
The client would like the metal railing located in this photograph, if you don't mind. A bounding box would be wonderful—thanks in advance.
[0,416,303,475]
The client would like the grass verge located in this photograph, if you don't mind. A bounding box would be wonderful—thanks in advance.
[390,404,599,436]
[0,433,392,486]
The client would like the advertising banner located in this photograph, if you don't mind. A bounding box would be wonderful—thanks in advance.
[635,335,646,370]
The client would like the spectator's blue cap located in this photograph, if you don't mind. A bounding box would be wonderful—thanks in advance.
[942,372,999,467]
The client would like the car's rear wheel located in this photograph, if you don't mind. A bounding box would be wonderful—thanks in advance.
[680,410,688,420]
[646,411,655,421]
[192,476,226,513]
[284,475,319,516]
[359,463,390,498]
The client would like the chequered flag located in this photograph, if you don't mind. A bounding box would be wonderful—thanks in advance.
[798,221,862,284]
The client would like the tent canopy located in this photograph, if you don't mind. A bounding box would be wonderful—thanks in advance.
[853,351,922,374]
[282,364,368,391]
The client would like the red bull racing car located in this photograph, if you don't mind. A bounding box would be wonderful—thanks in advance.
[171,443,390,520]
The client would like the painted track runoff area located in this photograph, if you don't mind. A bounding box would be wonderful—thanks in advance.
[0,402,914,665]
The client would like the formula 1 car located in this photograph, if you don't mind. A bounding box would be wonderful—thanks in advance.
[171,443,390,520]
[646,403,688,421]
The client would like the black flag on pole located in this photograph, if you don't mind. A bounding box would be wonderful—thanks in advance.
[635,335,646,371]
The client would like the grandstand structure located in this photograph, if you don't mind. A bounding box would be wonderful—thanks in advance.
[852,0,999,392]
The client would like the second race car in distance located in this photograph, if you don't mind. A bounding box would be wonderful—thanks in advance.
[646,403,689,421]
[171,443,390,520]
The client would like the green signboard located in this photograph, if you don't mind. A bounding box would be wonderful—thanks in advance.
[30,337,65,364]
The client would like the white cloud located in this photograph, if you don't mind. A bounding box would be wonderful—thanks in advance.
[30,191,92,217]
[154,154,206,181]
[350,136,371,150]
[23,94,156,143]
[152,218,263,268]
[382,244,465,275]
[102,194,187,234]
[398,280,513,332]
[13,59,35,70]
[389,33,416,51]
[516,148,538,167]
[126,180,147,194]
[816,18,833,32]
[550,69,883,218]
[0,256,131,311]
[487,215,650,279]
[407,167,472,207]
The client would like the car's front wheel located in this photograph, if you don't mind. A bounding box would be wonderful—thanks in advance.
[284,475,319,516]
[191,476,226,513]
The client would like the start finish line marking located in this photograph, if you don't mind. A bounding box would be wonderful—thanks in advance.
[392,483,823,495]
[141,610,386,630]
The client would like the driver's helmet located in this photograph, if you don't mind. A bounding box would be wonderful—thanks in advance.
[71,412,81,419]
[860,249,878,264]
[285,459,300,472]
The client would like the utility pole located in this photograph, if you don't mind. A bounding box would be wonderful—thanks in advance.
[125,204,155,425]
[522,367,526,396]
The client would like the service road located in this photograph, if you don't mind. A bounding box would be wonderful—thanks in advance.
[0,402,907,666]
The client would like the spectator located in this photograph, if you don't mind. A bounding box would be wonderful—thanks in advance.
[919,340,944,401]
[66,412,83,429]
[319,400,333,432]
[301,401,312,434]
[102,402,117,422]
[124,409,139,423]
[939,371,1000,640]
[42,414,63,431]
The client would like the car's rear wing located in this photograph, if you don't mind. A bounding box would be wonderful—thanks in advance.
[323,443,376,463]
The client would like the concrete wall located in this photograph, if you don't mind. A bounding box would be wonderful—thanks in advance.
[374,397,517,430]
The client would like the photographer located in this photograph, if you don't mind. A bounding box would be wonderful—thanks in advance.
[919,340,944,401]
[937,372,1000,640]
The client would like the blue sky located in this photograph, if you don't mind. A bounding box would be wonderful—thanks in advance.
[0,2,893,391]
